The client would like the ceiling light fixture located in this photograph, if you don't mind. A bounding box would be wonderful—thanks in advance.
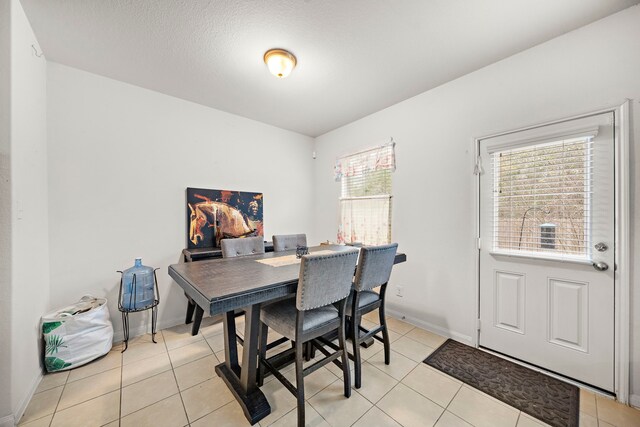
[263,48,297,78]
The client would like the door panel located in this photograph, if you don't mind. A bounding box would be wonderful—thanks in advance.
[548,278,588,352]
[494,271,525,334]
[479,112,614,391]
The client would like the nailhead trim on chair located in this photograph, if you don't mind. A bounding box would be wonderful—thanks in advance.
[299,251,356,310]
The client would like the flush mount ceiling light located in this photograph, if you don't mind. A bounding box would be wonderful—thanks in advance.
[263,48,297,78]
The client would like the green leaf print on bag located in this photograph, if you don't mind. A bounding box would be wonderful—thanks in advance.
[45,357,71,372]
[42,321,63,334]
[45,335,67,355]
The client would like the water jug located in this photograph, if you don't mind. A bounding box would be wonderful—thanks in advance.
[121,258,155,310]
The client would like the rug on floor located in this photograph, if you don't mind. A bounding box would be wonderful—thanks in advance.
[424,339,579,427]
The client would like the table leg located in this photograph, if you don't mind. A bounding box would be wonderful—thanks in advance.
[191,305,204,336]
[223,311,239,373]
[240,305,260,393]
[185,298,196,325]
[215,305,271,424]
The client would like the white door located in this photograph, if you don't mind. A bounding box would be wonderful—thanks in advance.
[479,112,615,392]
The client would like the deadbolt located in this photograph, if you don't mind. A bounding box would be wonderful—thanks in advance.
[594,242,608,252]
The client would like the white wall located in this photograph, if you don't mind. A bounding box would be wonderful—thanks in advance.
[314,5,640,399]
[8,0,49,422]
[47,62,316,340]
[0,0,13,424]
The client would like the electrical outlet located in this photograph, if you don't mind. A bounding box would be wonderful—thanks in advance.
[396,285,403,297]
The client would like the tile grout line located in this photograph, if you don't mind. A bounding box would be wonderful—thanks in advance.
[163,329,192,426]
[187,399,235,426]
[47,368,71,427]
[119,348,215,395]
[118,343,123,427]
[431,385,468,427]
[119,332,177,422]
[372,382,407,425]
[54,343,125,426]
[444,384,464,411]
[305,377,334,427]
[164,329,226,414]
[305,377,351,427]
[269,363,343,427]
[515,411,522,427]
[50,344,118,427]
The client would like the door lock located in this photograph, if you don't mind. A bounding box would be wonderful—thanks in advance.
[592,261,609,272]
[594,242,608,252]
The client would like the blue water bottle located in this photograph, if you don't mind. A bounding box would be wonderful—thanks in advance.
[121,258,155,309]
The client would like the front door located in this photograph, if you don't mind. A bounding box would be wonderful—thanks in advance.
[478,112,615,392]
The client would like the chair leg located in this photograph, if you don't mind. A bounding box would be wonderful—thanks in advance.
[340,314,352,397]
[304,342,311,362]
[351,312,362,389]
[295,339,306,427]
[379,305,391,365]
[258,321,268,387]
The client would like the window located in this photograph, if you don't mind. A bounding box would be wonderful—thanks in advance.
[335,142,395,245]
[492,136,592,259]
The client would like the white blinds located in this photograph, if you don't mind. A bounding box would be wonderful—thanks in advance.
[491,136,592,259]
[336,142,394,245]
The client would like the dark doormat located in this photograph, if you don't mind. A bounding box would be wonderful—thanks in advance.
[424,339,579,427]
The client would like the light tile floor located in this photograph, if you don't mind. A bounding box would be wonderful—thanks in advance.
[19,313,640,427]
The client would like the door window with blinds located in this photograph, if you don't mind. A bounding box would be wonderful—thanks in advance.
[335,142,395,245]
[483,116,608,262]
[492,137,592,259]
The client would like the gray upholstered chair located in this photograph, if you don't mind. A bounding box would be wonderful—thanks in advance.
[221,236,265,258]
[220,236,292,350]
[347,243,398,389]
[184,237,266,336]
[272,234,307,252]
[258,249,358,427]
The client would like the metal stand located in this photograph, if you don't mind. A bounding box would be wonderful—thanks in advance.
[117,268,160,352]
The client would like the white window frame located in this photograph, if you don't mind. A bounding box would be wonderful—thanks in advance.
[336,142,395,246]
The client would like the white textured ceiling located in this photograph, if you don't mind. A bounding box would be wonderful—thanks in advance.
[21,0,639,136]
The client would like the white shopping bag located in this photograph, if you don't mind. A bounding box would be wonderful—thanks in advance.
[41,296,114,372]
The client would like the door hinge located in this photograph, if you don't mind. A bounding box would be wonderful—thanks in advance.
[476,319,481,331]
[477,238,482,250]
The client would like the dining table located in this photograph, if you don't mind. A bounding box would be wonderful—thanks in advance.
[167,244,406,425]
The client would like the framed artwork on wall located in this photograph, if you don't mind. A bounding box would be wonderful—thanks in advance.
[186,187,264,249]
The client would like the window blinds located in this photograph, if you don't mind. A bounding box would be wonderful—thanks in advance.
[492,136,592,259]
[336,142,395,245]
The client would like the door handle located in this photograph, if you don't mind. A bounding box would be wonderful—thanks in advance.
[592,261,609,271]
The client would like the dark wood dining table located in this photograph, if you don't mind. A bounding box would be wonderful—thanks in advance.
[168,244,406,425]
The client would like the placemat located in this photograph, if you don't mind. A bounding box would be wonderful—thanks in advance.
[255,250,336,267]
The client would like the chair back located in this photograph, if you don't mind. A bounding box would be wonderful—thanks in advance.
[221,236,265,258]
[272,234,307,252]
[297,249,359,311]
[354,243,398,292]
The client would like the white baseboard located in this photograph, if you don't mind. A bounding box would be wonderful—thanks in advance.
[0,414,15,427]
[12,370,43,426]
[630,394,640,409]
[385,308,473,345]
[112,315,184,343]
